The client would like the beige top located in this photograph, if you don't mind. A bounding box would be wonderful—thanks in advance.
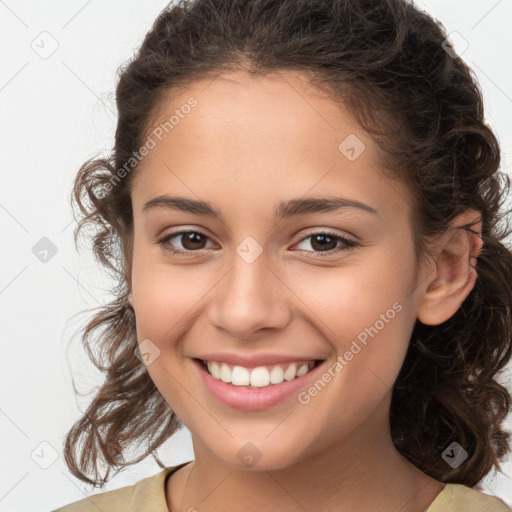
[52,463,512,512]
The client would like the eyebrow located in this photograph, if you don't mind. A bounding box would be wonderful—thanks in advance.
[142,194,379,219]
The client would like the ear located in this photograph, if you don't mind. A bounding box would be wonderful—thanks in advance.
[416,209,483,326]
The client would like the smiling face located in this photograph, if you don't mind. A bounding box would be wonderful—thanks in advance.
[128,69,426,470]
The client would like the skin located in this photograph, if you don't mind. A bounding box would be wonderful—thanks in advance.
[128,70,483,512]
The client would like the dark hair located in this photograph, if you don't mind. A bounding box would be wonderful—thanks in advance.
[64,0,512,488]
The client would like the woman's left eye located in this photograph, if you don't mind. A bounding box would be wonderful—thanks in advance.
[156,230,359,258]
[294,231,359,257]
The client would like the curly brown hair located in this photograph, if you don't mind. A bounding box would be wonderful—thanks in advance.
[63,0,512,488]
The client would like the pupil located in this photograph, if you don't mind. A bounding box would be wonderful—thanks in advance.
[311,234,336,251]
[183,232,205,250]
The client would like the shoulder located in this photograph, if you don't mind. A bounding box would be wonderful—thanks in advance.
[51,466,180,512]
[428,483,512,512]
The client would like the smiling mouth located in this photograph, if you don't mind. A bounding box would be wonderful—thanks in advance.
[195,358,324,389]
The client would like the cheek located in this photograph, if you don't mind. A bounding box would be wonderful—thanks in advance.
[131,260,214,344]
[130,253,212,413]
[288,261,413,387]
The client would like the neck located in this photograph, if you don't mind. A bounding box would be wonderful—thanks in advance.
[166,399,444,512]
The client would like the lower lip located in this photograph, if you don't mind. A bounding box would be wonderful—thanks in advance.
[192,358,324,410]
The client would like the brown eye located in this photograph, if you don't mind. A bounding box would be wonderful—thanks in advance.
[309,234,339,252]
[157,230,215,256]
[294,231,358,258]
[180,232,208,250]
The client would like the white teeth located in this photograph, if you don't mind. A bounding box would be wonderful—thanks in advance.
[208,361,221,379]
[204,359,317,388]
[269,365,284,384]
[231,365,250,386]
[296,363,309,377]
[283,363,297,381]
[250,367,270,387]
[220,363,231,383]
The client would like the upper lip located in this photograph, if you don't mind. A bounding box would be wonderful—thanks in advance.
[193,352,323,368]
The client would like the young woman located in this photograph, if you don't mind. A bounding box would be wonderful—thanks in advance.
[53,0,512,510]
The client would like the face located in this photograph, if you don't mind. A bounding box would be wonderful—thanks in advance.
[129,70,424,470]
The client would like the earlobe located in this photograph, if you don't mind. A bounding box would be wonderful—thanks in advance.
[416,210,483,326]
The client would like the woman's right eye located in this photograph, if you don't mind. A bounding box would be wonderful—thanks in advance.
[156,230,216,256]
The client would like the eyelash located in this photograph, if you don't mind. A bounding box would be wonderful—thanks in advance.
[156,229,359,259]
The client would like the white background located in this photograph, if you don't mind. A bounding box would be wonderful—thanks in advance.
[1,1,511,510]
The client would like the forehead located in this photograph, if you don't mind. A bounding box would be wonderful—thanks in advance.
[130,69,410,224]
[142,69,364,161]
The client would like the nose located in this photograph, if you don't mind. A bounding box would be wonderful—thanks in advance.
[207,250,292,340]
